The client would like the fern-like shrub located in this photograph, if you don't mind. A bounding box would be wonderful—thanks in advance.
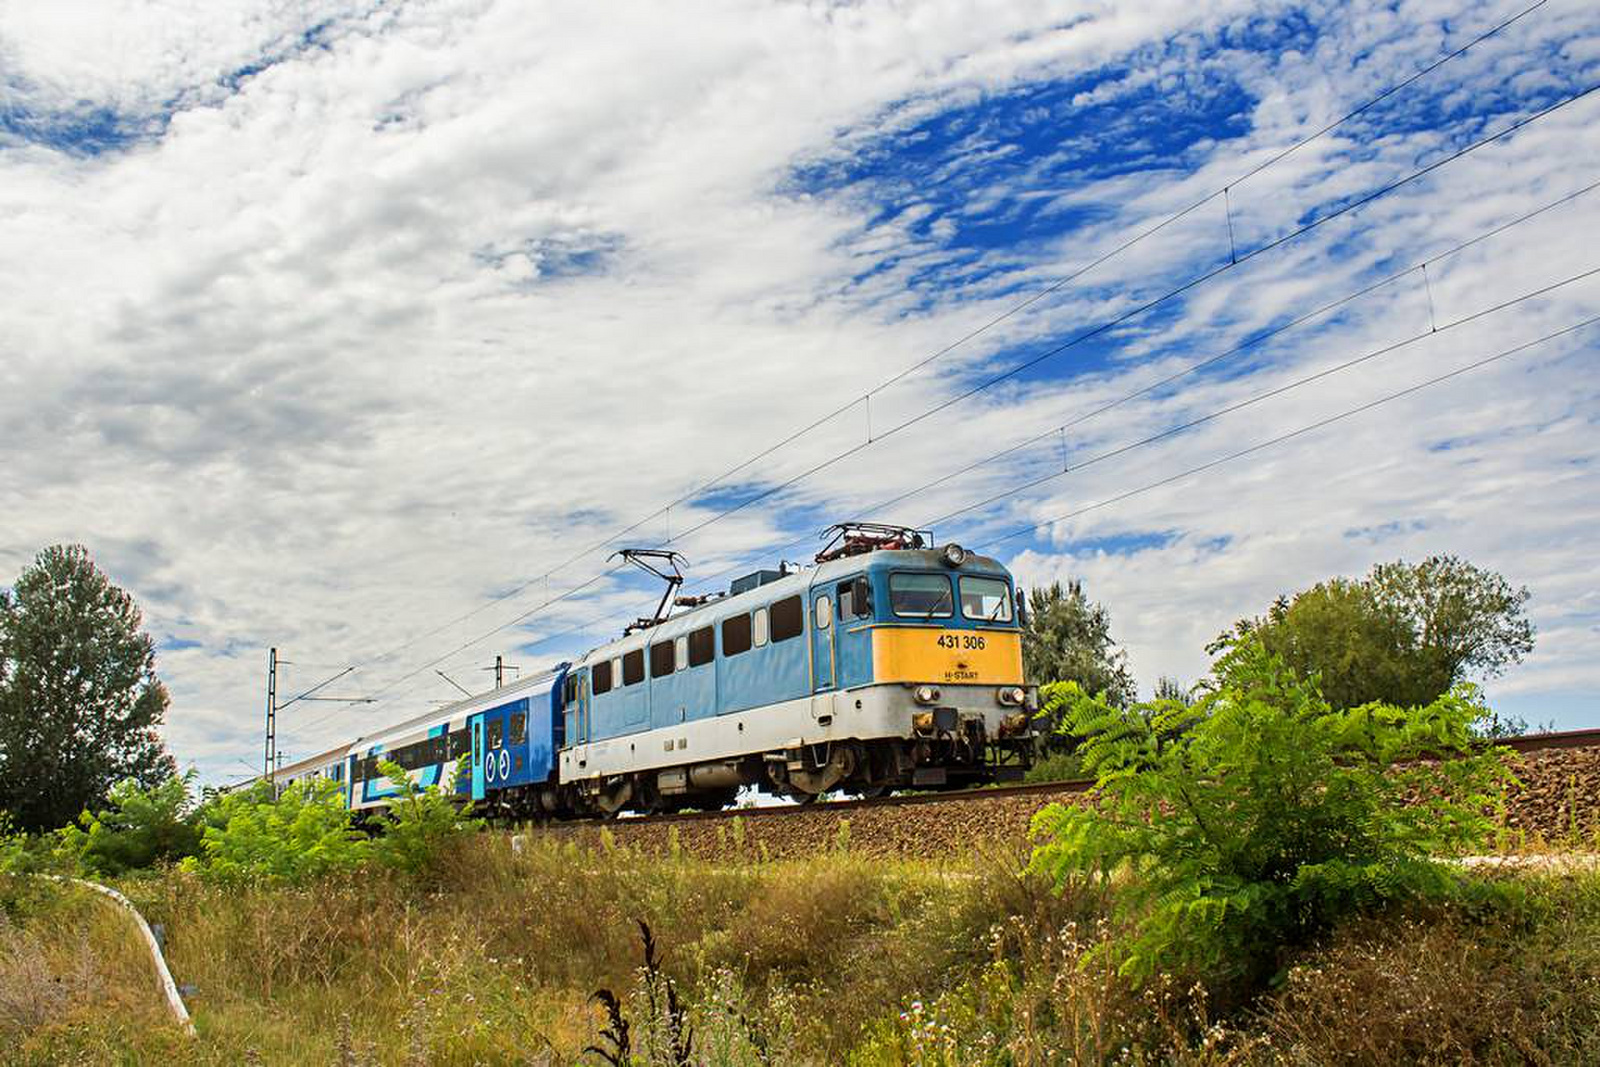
[369,759,477,876]
[182,778,369,884]
[1029,638,1514,990]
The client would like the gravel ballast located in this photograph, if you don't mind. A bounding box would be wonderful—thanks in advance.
[535,741,1600,863]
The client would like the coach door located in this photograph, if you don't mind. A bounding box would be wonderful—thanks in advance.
[469,714,487,802]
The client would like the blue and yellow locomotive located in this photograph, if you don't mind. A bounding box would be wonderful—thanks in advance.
[274,525,1036,817]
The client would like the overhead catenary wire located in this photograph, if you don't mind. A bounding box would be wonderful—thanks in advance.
[980,314,1600,547]
[862,178,1600,519]
[320,0,1554,689]
[345,255,1599,735]
[613,80,1600,563]
[919,265,1600,531]
[344,77,1597,724]
[668,245,1600,602]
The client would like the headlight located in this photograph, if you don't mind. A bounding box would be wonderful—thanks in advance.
[914,684,942,705]
[940,543,968,568]
[997,686,1026,706]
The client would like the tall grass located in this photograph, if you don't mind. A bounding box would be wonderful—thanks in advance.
[4,838,1600,1064]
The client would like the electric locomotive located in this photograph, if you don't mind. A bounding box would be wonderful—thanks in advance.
[272,524,1037,817]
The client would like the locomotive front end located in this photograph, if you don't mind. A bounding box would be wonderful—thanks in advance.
[850,546,1037,789]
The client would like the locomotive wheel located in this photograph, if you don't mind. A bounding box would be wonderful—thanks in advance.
[853,784,888,799]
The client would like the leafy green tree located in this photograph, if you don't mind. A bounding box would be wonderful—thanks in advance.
[0,545,176,832]
[1022,580,1135,705]
[1216,555,1534,710]
[56,773,201,876]
[1030,639,1512,991]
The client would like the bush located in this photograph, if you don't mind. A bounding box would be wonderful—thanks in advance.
[1029,638,1514,991]
[369,759,478,876]
[54,774,201,877]
[182,778,368,884]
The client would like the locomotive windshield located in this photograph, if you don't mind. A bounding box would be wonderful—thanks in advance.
[889,572,954,617]
[959,576,1013,622]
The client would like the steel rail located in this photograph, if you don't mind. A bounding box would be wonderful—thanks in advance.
[550,726,1600,831]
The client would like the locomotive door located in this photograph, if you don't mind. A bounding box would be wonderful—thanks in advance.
[469,714,486,801]
[810,590,836,692]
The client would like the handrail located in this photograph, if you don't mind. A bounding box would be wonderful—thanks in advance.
[41,875,196,1037]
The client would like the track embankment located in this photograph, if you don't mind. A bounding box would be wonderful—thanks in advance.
[536,729,1600,862]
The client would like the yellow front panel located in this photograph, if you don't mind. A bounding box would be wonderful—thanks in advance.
[872,626,1024,685]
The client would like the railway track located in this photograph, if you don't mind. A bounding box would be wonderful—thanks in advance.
[577,725,1600,833]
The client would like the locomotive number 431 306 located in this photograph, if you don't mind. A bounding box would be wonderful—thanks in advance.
[935,633,986,651]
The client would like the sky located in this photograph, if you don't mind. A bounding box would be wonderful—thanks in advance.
[1,0,1597,786]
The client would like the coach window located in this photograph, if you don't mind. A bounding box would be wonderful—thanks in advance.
[592,659,613,695]
[722,613,752,656]
[753,606,769,647]
[890,573,953,618]
[688,625,715,667]
[960,576,1013,622]
[510,712,527,745]
[814,595,831,630]
[650,639,675,678]
[623,648,646,685]
[771,595,804,642]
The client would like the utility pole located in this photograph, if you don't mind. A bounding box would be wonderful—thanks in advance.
[264,647,278,784]
[262,655,375,786]
[481,654,519,689]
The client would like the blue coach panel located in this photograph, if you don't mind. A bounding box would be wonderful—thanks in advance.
[479,670,563,793]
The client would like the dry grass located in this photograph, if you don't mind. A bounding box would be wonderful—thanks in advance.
[3,837,1600,1065]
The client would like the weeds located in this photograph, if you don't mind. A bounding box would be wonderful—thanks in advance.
[2,834,1598,1064]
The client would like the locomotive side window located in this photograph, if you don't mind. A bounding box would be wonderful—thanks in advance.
[771,595,804,641]
[814,596,831,629]
[889,573,954,618]
[650,639,675,678]
[623,648,646,685]
[592,659,613,695]
[675,635,688,671]
[753,607,769,647]
[722,613,752,656]
[839,576,872,618]
[959,576,1014,622]
[688,625,715,667]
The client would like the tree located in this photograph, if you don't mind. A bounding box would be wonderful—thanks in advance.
[0,545,177,832]
[1215,554,1534,711]
[1030,639,1511,992]
[1021,579,1135,707]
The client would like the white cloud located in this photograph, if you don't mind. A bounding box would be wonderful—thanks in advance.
[1,0,1596,782]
